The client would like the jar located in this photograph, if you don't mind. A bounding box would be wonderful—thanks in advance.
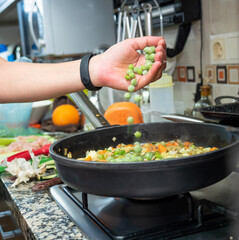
[193,85,214,119]
[149,73,175,122]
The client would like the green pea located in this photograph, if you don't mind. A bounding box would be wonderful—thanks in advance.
[145,152,154,161]
[155,152,163,159]
[133,67,138,73]
[142,70,148,75]
[141,65,146,71]
[149,53,155,62]
[150,46,156,53]
[125,74,130,80]
[119,149,126,155]
[129,72,135,79]
[114,149,120,155]
[106,156,114,162]
[134,94,142,103]
[131,78,137,86]
[134,144,142,153]
[145,60,153,64]
[128,85,135,92]
[127,116,134,124]
[128,64,134,69]
[127,69,133,75]
[98,154,105,160]
[145,61,152,70]
[147,47,155,54]
[145,54,150,60]
[134,131,142,138]
[135,156,143,161]
[124,92,131,99]
[137,68,143,75]
[143,47,150,54]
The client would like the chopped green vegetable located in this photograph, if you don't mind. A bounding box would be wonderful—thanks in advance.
[134,144,142,153]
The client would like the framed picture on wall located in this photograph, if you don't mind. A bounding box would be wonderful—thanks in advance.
[187,66,195,82]
[216,66,227,84]
[227,65,239,84]
[177,66,187,82]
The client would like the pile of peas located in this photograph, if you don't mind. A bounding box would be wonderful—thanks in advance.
[124,46,156,139]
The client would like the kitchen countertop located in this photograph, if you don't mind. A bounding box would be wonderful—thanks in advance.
[0,172,88,240]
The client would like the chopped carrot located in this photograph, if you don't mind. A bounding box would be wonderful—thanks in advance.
[125,144,133,147]
[210,147,218,151]
[184,141,191,147]
[157,144,167,153]
[98,150,107,155]
[166,142,173,147]
[85,155,92,161]
[183,141,191,149]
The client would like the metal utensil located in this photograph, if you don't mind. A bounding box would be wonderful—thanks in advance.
[143,3,153,36]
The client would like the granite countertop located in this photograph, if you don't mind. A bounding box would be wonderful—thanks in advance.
[0,172,88,240]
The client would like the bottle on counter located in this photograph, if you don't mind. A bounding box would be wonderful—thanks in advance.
[193,85,214,119]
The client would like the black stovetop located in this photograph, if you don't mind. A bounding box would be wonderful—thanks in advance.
[50,172,239,240]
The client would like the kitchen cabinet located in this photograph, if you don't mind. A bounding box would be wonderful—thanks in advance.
[0,0,19,25]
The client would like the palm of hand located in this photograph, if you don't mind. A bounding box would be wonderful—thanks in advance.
[96,36,166,91]
[98,43,145,90]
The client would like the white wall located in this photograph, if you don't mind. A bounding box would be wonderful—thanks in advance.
[155,0,239,112]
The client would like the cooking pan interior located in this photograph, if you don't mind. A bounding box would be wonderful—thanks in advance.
[52,122,237,161]
[50,122,239,198]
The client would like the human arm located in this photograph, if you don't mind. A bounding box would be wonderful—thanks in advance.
[0,36,166,103]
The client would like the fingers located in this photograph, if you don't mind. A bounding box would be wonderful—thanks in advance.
[135,48,167,89]
[130,36,166,51]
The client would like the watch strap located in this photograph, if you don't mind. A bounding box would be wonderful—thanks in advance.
[80,54,102,91]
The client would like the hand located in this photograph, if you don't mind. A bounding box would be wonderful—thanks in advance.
[89,36,167,91]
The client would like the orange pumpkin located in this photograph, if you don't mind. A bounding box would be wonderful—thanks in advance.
[104,102,143,125]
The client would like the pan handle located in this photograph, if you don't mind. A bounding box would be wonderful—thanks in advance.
[215,96,239,105]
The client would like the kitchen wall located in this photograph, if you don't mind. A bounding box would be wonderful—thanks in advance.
[1,0,238,114]
[158,0,239,113]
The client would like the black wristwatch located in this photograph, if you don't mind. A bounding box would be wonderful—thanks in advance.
[80,54,102,91]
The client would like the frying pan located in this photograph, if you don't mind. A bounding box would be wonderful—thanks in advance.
[50,122,239,199]
[199,96,239,127]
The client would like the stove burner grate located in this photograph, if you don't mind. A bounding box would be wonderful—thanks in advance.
[57,186,236,240]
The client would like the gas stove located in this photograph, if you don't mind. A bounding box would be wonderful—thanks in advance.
[50,172,239,240]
